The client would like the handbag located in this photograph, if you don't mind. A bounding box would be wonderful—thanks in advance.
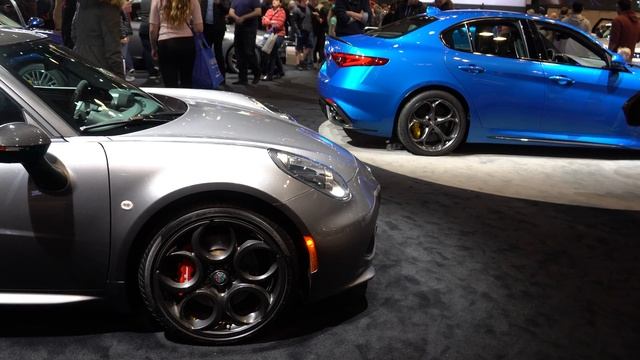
[192,32,224,89]
[261,32,278,54]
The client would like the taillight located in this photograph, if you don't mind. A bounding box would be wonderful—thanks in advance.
[331,52,389,67]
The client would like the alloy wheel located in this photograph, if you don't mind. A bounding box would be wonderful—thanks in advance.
[407,98,461,153]
[141,208,293,343]
[397,90,467,156]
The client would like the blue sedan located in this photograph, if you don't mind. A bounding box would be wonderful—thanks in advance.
[318,9,640,155]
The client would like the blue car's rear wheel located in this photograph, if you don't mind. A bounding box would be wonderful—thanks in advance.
[139,205,295,344]
[397,90,467,156]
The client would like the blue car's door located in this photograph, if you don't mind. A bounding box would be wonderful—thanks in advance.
[443,18,546,135]
[0,85,110,291]
[532,21,640,146]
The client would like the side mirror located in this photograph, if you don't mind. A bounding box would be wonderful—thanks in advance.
[610,52,628,71]
[27,17,45,29]
[0,122,50,164]
[0,122,68,192]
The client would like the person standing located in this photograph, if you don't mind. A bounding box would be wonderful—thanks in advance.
[73,0,123,77]
[609,0,640,53]
[434,0,452,11]
[562,2,590,33]
[294,0,314,69]
[333,0,370,37]
[261,0,286,80]
[150,0,203,88]
[200,0,229,84]
[61,0,77,48]
[229,0,261,84]
[138,0,161,79]
[120,3,135,81]
[393,0,425,22]
[314,0,329,64]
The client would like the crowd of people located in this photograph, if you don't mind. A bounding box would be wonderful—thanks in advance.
[0,0,454,87]
[528,0,640,62]
[2,0,640,87]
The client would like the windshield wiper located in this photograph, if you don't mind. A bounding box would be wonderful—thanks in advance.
[79,110,184,133]
[80,118,170,132]
[129,110,185,120]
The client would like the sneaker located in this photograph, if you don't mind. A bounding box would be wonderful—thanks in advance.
[296,64,307,71]
[148,72,160,80]
[125,75,135,82]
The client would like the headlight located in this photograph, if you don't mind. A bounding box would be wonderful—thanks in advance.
[268,149,351,201]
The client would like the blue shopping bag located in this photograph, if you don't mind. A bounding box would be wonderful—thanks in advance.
[192,32,224,89]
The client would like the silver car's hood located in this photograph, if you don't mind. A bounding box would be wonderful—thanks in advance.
[118,88,358,179]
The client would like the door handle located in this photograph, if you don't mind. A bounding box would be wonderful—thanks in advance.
[457,64,485,74]
[549,75,575,86]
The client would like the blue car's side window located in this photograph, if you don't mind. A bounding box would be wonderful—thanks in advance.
[468,20,526,59]
[534,22,607,68]
[442,24,472,52]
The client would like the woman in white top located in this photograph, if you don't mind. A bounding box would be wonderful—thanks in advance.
[149,0,203,87]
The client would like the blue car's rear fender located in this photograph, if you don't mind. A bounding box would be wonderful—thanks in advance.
[319,33,477,138]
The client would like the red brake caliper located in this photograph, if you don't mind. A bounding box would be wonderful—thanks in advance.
[178,259,195,283]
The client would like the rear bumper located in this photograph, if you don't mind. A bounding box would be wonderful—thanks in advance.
[317,65,396,137]
[319,97,355,129]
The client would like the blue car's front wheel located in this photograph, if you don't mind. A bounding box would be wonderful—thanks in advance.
[397,91,467,156]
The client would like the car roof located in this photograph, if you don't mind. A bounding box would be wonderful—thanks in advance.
[431,9,592,35]
[0,26,45,46]
[435,9,542,21]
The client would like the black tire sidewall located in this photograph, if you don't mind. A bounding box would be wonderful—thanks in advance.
[397,90,467,156]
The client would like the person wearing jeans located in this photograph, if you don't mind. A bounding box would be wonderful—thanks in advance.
[261,0,286,80]
[149,0,203,88]
[138,0,160,79]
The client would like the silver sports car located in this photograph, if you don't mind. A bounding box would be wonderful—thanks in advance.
[0,28,379,344]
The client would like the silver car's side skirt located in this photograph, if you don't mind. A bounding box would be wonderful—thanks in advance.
[0,293,100,305]
[490,136,621,148]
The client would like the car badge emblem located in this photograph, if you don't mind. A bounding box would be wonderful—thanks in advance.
[212,271,228,285]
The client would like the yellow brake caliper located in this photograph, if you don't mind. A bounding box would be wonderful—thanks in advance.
[410,122,423,139]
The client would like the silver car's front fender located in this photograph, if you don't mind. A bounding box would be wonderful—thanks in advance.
[101,140,312,284]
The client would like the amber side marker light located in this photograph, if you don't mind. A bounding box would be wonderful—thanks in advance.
[304,236,319,274]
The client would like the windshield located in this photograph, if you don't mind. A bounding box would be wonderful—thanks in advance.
[0,39,176,134]
[366,16,436,38]
[0,13,21,27]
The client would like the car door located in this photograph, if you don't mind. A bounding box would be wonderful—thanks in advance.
[0,83,110,291]
[442,18,546,133]
[531,20,639,144]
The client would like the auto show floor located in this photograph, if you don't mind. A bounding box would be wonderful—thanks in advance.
[1,68,639,360]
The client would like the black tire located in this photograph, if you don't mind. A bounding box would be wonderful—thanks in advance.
[226,46,237,74]
[396,90,467,156]
[138,205,296,344]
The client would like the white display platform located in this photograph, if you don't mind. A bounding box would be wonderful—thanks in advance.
[319,121,640,210]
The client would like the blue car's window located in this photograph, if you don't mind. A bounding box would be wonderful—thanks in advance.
[442,24,472,52]
[534,22,607,68]
[467,20,526,59]
[0,87,23,125]
[366,16,437,38]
